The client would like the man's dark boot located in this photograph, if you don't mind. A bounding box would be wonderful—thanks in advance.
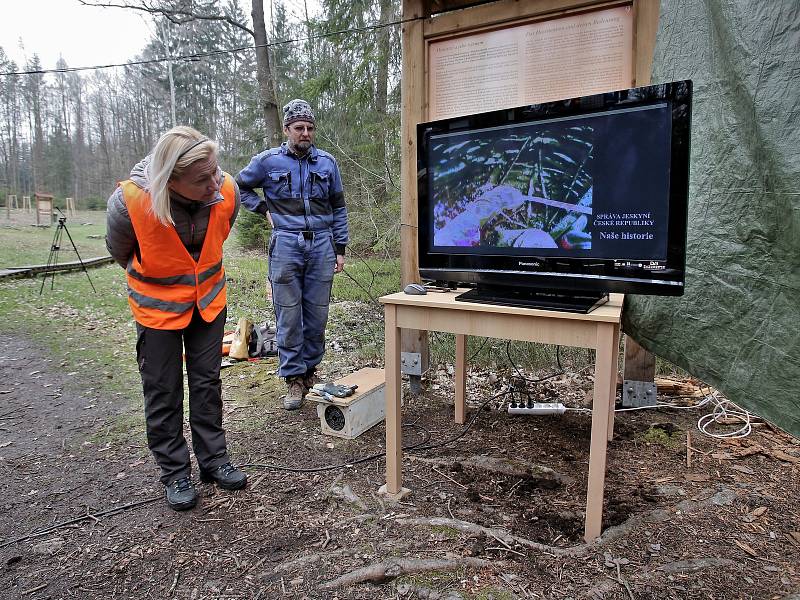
[302,367,318,393]
[283,376,305,410]
[200,462,248,490]
[165,476,198,511]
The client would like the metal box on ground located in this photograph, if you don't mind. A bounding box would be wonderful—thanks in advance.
[312,368,385,439]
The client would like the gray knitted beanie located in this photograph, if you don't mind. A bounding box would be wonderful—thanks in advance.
[283,99,315,126]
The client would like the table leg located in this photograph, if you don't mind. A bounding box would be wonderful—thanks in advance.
[585,322,616,542]
[607,322,621,441]
[384,304,403,494]
[455,334,466,424]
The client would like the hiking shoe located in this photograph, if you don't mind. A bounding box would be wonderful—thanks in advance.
[302,367,319,392]
[283,376,305,410]
[165,476,198,511]
[200,462,248,490]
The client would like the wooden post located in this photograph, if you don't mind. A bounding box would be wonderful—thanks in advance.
[623,0,661,381]
[65,197,76,217]
[400,0,424,289]
[455,334,466,424]
[22,196,31,213]
[623,337,656,380]
[608,322,621,440]
[400,0,430,389]
[6,194,18,219]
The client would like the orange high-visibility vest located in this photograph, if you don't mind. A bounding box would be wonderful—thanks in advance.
[121,172,235,330]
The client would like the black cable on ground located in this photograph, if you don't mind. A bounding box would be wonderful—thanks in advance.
[240,387,515,473]
[410,388,513,452]
[505,340,564,386]
[238,422,431,473]
[0,497,160,550]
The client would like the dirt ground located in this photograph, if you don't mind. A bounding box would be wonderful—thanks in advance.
[0,330,799,600]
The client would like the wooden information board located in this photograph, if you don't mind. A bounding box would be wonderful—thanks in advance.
[428,5,634,120]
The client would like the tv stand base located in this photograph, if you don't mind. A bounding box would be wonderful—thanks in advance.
[455,286,609,313]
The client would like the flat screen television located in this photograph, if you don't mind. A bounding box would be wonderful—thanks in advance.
[417,80,692,313]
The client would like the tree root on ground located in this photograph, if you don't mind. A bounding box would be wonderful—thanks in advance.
[319,556,492,590]
[318,485,733,591]
[272,549,347,575]
[396,507,672,558]
[391,486,730,562]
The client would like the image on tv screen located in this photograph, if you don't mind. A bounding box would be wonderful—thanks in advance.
[431,122,594,251]
[427,102,673,262]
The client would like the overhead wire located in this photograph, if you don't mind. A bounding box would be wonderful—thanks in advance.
[0,13,427,78]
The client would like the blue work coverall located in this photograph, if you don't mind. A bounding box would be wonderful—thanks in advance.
[237,143,348,378]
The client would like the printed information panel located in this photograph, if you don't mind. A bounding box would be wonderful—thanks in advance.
[428,5,634,121]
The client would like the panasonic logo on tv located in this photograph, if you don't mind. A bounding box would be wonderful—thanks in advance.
[518,261,541,267]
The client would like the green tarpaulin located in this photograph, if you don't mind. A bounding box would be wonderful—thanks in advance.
[623,1,800,437]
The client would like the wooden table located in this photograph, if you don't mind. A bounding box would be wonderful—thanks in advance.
[379,290,623,541]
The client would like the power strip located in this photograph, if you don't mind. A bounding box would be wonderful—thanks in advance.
[508,402,567,416]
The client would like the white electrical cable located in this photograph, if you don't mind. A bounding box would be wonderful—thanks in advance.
[611,395,714,412]
[563,395,713,414]
[560,390,754,439]
[696,391,753,439]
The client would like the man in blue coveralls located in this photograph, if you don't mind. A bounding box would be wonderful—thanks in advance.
[237,99,349,410]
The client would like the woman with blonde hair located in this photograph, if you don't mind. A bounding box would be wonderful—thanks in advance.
[106,126,247,511]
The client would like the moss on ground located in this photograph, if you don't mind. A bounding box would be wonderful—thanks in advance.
[639,424,684,449]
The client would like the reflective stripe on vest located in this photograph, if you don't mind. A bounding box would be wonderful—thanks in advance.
[126,258,222,287]
[121,172,235,329]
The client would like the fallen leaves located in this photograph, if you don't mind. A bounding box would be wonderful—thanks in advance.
[684,473,711,482]
[711,441,800,464]
[734,539,759,558]
[742,507,768,523]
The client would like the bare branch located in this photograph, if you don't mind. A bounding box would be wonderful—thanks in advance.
[77,0,254,37]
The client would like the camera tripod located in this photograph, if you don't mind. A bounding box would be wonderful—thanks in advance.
[39,208,96,294]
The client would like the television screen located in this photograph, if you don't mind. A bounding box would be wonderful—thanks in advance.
[417,81,691,312]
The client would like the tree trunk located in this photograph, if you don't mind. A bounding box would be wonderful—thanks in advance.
[375,0,393,204]
[32,88,44,194]
[160,21,177,128]
[251,0,282,147]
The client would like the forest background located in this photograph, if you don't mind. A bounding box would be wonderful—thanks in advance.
[0,0,401,256]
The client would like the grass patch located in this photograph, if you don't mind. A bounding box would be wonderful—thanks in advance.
[333,256,401,302]
[428,331,597,374]
[327,302,384,362]
[0,220,109,268]
[429,524,461,537]
[219,359,287,433]
[222,240,274,324]
[395,568,465,594]
[0,265,138,384]
[90,410,146,446]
